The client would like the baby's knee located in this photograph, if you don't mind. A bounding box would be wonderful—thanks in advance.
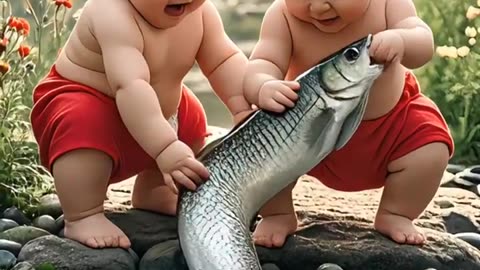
[388,142,450,174]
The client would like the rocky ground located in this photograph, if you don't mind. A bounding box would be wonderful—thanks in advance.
[1,143,480,270]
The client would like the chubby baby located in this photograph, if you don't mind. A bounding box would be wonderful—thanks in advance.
[30,0,251,249]
[243,0,454,247]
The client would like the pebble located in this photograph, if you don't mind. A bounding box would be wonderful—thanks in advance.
[446,164,466,174]
[317,263,343,270]
[453,166,480,186]
[262,263,280,270]
[55,215,64,230]
[2,207,30,226]
[0,226,50,245]
[11,261,35,270]
[0,239,22,256]
[0,219,19,232]
[37,194,63,219]
[454,232,480,249]
[32,215,58,234]
[0,250,16,269]
[434,199,454,209]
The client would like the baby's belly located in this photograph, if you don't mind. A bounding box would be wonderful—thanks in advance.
[55,52,183,120]
[55,50,114,97]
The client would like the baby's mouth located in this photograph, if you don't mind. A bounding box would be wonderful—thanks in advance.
[165,3,188,17]
[315,16,339,26]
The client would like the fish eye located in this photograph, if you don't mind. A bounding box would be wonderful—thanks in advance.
[343,47,360,63]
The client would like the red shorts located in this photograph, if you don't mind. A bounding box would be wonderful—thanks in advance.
[30,66,209,184]
[307,72,454,192]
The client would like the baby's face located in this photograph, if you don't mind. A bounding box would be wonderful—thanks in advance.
[130,0,205,29]
[285,0,370,33]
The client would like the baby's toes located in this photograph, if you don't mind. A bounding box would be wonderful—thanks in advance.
[414,233,426,244]
[271,233,287,247]
[390,231,407,244]
[85,237,99,248]
[119,235,131,249]
[94,236,107,248]
[103,236,116,247]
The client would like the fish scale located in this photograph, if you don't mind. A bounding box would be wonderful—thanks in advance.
[178,35,383,270]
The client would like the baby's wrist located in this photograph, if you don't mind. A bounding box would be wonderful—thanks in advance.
[154,135,178,161]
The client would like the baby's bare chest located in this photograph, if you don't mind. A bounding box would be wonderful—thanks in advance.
[139,16,204,79]
[286,7,387,78]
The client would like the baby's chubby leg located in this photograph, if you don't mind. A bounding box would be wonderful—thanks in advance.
[374,142,449,245]
[131,169,178,215]
[252,181,298,248]
[132,139,205,215]
[52,149,131,249]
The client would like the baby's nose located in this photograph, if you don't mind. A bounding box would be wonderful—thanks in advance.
[309,1,331,15]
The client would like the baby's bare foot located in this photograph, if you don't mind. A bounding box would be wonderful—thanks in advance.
[374,210,425,245]
[253,213,297,248]
[64,213,131,249]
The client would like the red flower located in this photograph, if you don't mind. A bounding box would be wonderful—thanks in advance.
[7,17,30,36]
[18,45,31,58]
[54,0,73,8]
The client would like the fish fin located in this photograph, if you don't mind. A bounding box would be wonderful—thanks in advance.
[335,91,370,150]
[196,110,260,160]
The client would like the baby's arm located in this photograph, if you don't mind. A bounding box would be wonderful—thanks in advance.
[89,2,208,191]
[243,1,293,106]
[196,1,251,118]
[90,3,176,159]
[385,0,434,68]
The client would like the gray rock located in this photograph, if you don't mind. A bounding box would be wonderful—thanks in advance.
[0,226,50,245]
[434,199,454,209]
[37,194,63,219]
[106,209,178,257]
[254,221,480,270]
[441,211,479,234]
[455,232,480,249]
[11,262,35,270]
[447,164,466,174]
[317,263,343,270]
[262,263,280,270]
[54,215,64,232]
[0,219,19,233]
[2,207,30,226]
[139,239,187,270]
[0,239,22,256]
[32,215,57,234]
[17,235,136,270]
[0,250,16,269]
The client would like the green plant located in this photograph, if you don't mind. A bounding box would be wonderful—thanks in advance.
[415,0,480,165]
[0,0,74,216]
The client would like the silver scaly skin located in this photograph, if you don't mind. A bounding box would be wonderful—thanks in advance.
[177,35,383,270]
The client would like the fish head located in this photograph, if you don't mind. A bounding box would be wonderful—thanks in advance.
[317,34,383,100]
[294,34,384,165]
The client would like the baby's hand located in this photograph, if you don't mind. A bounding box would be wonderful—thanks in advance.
[155,140,209,194]
[369,30,405,65]
[258,80,300,113]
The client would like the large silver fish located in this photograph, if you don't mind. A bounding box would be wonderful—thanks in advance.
[177,34,383,270]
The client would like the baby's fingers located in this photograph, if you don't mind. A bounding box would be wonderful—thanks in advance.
[172,170,197,191]
[260,98,286,113]
[281,80,301,90]
[180,166,205,186]
[273,91,295,108]
[163,173,179,194]
[184,158,210,179]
